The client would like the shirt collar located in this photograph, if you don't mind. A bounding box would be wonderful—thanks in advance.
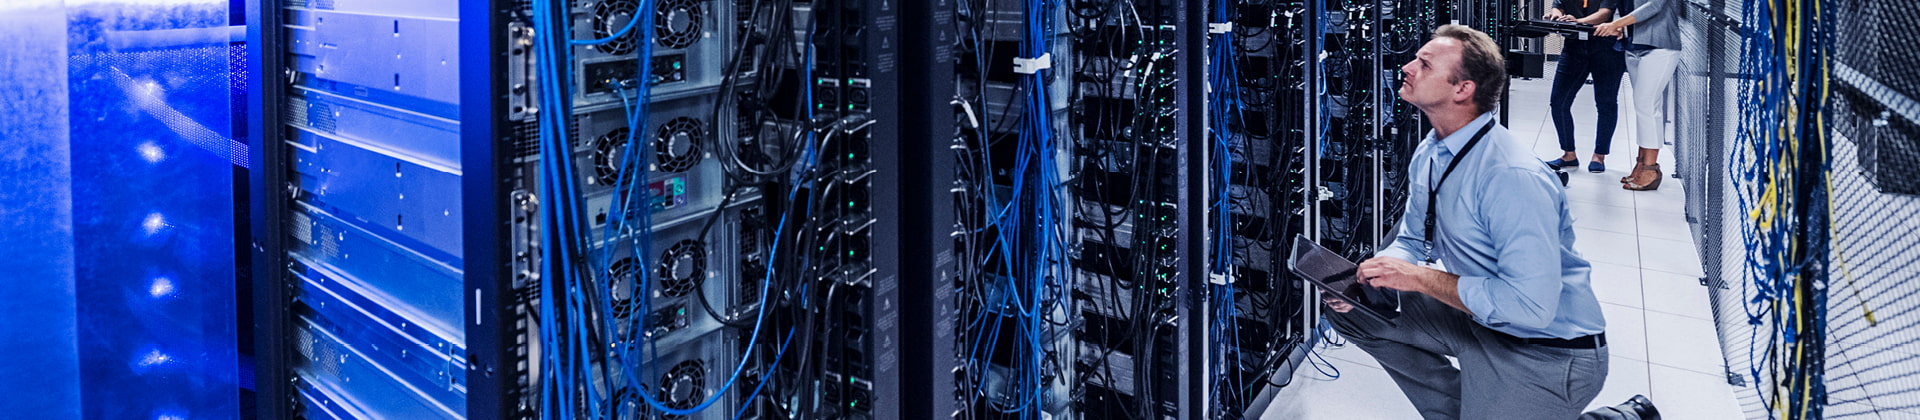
[1429,111,1498,155]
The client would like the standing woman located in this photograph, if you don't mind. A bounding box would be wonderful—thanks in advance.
[1594,0,1680,190]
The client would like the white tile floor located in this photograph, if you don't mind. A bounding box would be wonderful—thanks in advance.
[1262,66,1749,419]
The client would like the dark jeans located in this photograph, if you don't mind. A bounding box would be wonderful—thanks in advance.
[1549,41,1626,156]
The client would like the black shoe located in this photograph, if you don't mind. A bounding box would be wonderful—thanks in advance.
[1579,395,1660,420]
[1620,395,1660,420]
[1546,157,1580,170]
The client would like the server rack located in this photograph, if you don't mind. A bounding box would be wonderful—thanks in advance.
[247,0,528,416]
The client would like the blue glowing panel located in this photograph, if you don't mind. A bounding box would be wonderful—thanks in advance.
[0,1,242,419]
[0,5,82,419]
[65,3,243,419]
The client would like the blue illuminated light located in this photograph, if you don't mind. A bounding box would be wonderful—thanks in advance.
[141,213,167,235]
[137,141,166,163]
[149,277,174,298]
[138,348,170,367]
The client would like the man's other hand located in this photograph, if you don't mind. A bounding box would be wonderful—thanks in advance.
[1544,9,1573,21]
[1321,291,1354,313]
[1357,257,1429,294]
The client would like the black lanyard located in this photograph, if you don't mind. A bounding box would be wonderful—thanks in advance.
[1423,120,1496,261]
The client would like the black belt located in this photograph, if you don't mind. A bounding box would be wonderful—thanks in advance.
[1512,333,1607,349]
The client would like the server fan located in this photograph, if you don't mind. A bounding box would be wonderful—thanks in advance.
[590,0,641,55]
[653,116,705,173]
[655,239,706,298]
[654,0,704,49]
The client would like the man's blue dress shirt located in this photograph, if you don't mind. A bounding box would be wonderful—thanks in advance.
[1377,111,1607,340]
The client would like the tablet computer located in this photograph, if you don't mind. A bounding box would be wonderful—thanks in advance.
[1288,235,1401,325]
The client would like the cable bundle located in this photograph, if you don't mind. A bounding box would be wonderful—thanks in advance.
[526,0,803,416]
[1729,0,1834,416]
[1206,0,1254,417]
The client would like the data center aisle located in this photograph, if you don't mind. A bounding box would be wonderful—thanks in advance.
[1262,63,1747,420]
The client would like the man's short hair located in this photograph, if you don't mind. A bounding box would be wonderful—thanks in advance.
[1434,24,1505,115]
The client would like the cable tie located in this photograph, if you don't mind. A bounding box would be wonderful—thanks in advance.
[954,98,981,129]
[1013,53,1053,74]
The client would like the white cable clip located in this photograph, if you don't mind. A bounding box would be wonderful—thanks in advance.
[953,98,981,129]
[1013,52,1053,74]
[1209,272,1232,285]
[1209,22,1234,34]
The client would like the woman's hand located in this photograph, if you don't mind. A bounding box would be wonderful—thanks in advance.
[1594,21,1625,37]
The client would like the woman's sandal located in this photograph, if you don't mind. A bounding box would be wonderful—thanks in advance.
[1621,164,1642,183]
[1623,163,1662,191]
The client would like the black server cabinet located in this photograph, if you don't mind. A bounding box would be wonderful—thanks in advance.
[899,0,964,418]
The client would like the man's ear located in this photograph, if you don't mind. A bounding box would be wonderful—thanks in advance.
[1453,80,1477,108]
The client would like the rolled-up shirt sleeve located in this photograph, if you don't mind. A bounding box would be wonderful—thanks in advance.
[1455,167,1566,330]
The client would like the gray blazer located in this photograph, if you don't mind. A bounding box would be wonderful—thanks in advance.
[1622,0,1683,51]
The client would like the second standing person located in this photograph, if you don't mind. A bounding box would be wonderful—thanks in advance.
[1595,0,1681,191]
[1544,0,1626,174]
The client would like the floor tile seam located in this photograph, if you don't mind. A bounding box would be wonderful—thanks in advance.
[1645,359,1731,376]
[1638,306,1714,322]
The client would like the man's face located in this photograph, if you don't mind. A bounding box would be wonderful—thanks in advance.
[1398,38,1468,111]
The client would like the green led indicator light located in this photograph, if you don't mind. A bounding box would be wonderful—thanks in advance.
[847,250,855,256]
[847,104,855,110]
[847,201,855,208]
[678,308,686,315]
[846,153,855,159]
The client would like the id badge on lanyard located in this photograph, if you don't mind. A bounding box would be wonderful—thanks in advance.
[1424,121,1496,265]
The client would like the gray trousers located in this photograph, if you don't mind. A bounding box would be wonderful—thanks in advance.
[1325,293,1609,420]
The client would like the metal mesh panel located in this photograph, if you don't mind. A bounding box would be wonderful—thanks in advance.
[1673,0,1771,417]
[1815,0,1920,416]
[1822,133,1920,418]
[1831,0,1920,195]
[1820,0,1920,413]
[1681,0,1920,416]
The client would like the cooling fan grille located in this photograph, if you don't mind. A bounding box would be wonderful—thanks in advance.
[653,116,705,173]
[654,0,704,50]
[655,239,706,298]
[589,0,641,56]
